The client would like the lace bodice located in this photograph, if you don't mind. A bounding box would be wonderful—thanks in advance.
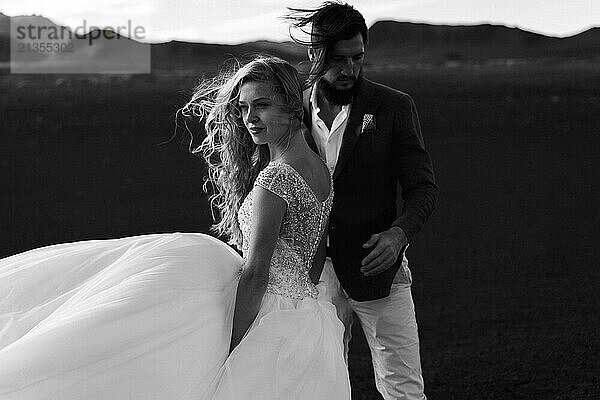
[237,161,333,300]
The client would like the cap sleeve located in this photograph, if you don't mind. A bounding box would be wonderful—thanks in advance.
[254,163,296,206]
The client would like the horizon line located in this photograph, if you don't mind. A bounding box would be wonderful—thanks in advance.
[1,11,598,46]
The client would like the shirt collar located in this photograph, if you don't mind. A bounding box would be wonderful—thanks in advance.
[310,82,320,114]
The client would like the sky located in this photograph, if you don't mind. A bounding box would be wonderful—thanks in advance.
[2,0,599,44]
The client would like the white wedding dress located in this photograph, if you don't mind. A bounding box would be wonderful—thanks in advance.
[0,161,351,399]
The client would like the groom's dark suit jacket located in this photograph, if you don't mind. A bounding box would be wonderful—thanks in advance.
[303,77,438,301]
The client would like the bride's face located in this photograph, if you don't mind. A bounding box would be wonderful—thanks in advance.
[238,80,291,146]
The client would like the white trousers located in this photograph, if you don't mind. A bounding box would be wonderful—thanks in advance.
[320,256,426,400]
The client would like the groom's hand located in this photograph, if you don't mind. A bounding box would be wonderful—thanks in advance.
[360,227,408,276]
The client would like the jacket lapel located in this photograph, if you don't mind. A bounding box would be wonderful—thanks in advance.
[333,78,373,180]
[302,87,319,154]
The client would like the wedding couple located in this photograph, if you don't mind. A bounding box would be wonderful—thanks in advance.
[0,3,438,399]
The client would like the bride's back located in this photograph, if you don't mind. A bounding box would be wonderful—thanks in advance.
[280,148,332,203]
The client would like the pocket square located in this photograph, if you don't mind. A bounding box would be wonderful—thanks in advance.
[361,113,377,134]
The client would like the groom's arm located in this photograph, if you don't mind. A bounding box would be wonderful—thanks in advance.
[309,225,328,284]
[360,93,438,275]
[390,93,439,241]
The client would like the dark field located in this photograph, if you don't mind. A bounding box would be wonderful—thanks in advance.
[1,63,599,399]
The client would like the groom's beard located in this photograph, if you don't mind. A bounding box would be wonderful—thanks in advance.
[318,76,360,106]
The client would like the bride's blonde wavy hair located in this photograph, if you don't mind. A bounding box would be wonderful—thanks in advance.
[179,56,303,248]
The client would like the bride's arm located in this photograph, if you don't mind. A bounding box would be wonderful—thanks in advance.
[230,187,286,353]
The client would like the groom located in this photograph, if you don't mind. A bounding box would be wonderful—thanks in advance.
[288,3,438,399]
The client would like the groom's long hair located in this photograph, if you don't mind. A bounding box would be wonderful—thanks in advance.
[179,56,303,248]
[285,1,368,87]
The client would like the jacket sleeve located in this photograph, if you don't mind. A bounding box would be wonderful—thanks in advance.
[390,94,439,241]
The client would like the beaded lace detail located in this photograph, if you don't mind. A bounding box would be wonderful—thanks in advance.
[237,161,333,300]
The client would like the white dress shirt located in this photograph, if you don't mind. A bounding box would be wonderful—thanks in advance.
[310,84,352,173]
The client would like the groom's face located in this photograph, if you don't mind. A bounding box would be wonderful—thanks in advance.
[322,33,364,90]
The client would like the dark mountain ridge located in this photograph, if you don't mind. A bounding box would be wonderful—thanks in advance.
[1,13,598,72]
[367,21,600,62]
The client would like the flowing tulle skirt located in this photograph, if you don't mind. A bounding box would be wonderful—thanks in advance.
[0,233,350,399]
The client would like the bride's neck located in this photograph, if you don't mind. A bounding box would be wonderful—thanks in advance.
[269,128,306,162]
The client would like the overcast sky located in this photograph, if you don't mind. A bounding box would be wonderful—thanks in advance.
[2,0,599,44]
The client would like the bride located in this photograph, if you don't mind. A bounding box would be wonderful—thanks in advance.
[0,56,351,399]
